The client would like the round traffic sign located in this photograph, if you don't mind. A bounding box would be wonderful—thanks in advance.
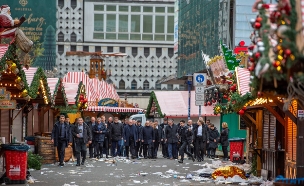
[196,74,205,83]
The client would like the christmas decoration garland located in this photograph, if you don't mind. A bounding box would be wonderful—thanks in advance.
[52,78,68,107]
[145,91,164,118]
[75,81,88,110]
[28,67,51,102]
[221,41,241,71]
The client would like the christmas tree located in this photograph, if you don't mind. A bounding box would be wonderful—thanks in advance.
[33,25,56,70]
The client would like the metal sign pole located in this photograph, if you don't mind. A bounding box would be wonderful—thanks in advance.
[199,105,201,118]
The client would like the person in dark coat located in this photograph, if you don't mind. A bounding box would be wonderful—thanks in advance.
[152,121,163,159]
[51,115,71,166]
[208,123,220,159]
[135,120,143,158]
[71,117,92,166]
[187,119,196,158]
[87,117,96,158]
[141,121,155,159]
[193,119,209,162]
[124,119,138,159]
[93,117,107,159]
[177,120,195,163]
[110,117,124,157]
[103,120,110,158]
[164,119,178,160]
[220,122,229,161]
[160,118,168,158]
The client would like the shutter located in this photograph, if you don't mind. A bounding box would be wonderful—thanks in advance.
[269,114,276,150]
[263,110,269,149]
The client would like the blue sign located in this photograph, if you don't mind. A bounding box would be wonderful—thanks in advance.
[98,98,118,107]
[196,74,205,83]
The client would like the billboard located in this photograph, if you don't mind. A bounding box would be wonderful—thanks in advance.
[1,0,57,70]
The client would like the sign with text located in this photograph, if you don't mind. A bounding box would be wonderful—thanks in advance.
[195,93,204,101]
[298,110,304,118]
[193,73,207,86]
[2,0,57,70]
[195,100,204,106]
[0,100,16,110]
[195,86,204,94]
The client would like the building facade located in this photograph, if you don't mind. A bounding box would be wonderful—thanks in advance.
[56,0,181,108]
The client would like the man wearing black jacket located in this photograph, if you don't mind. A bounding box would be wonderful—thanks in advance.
[71,117,92,166]
[141,121,155,159]
[165,119,178,160]
[152,120,163,158]
[160,118,168,158]
[193,119,209,161]
[110,117,124,157]
[87,117,96,158]
[135,120,143,158]
[177,120,195,163]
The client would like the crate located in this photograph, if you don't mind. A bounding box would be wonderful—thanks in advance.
[35,137,55,164]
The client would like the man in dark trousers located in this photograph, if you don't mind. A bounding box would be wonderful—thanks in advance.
[124,119,138,159]
[141,121,155,159]
[110,117,124,157]
[92,117,107,159]
[87,117,96,158]
[153,120,163,159]
[51,115,71,166]
[160,118,168,158]
[177,120,195,163]
[71,117,92,166]
[135,120,143,158]
[193,119,209,162]
[164,119,178,160]
[187,119,196,158]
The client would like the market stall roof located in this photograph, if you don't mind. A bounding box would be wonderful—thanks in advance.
[146,91,218,118]
[62,72,119,103]
[236,67,250,95]
[0,44,9,58]
[63,82,79,104]
[47,78,68,106]
[87,106,143,113]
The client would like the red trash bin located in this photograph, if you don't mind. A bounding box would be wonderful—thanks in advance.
[2,144,29,184]
[229,138,245,162]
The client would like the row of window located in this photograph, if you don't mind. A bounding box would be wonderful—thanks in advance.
[57,45,175,58]
[58,0,77,9]
[94,5,174,14]
[118,80,184,90]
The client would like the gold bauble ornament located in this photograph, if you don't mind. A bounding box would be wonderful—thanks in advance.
[15,77,21,83]
[11,63,17,71]
[13,68,19,75]
[21,89,28,97]
[77,103,81,108]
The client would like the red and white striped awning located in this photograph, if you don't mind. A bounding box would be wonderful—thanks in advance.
[47,78,59,97]
[63,82,79,104]
[236,67,250,95]
[23,67,38,86]
[0,44,9,59]
[87,106,143,113]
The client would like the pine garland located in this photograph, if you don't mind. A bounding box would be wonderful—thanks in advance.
[52,78,68,107]
[28,67,51,101]
[146,91,165,118]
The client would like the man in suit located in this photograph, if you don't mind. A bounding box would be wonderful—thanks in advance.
[152,120,163,158]
[160,118,168,158]
[165,119,178,160]
[141,121,155,159]
[110,117,124,157]
[87,117,96,158]
[51,115,71,166]
[124,119,138,159]
[177,120,195,163]
[71,117,92,166]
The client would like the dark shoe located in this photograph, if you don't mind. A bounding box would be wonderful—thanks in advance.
[81,162,84,165]
[197,159,201,162]
[139,154,143,157]
[76,164,80,166]
[58,163,64,166]
[178,159,183,163]
[144,157,147,159]
[106,156,109,158]
[191,156,195,162]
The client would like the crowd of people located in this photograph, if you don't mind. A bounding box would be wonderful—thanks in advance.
[51,115,230,166]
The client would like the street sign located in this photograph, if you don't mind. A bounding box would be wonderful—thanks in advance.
[193,73,207,86]
[195,86,204,93]
[195,100,204,106]
[195,93,204,101]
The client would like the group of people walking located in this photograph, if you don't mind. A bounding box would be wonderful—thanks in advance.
[51,115,230,166]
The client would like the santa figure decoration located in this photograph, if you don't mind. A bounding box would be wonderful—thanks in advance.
[0,5,19,39]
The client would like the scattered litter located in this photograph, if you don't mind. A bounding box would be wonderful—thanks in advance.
[27,176,36,183]
[133,180,140,183]
[63,184,78,186]
[166,169,179,174]
[152,172,163,175]
[28,169,35,172]
[186,173,192,179]
[85,164,94,167]
[139,172,148,176]
[180,179,190,183]
[161,165,167,167]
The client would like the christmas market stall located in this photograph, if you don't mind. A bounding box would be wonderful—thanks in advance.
[145,91,220,127]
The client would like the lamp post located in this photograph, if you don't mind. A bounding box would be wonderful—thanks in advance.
[186,74,193,120]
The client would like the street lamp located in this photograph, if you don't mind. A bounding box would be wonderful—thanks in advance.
[186,74,193,120]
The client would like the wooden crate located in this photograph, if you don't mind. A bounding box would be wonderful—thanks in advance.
[35,136,56,164]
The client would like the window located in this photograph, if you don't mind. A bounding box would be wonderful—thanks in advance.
[93,33,104,39]
[143,80,149,90]
[144,48,150,57]
[155,16,165,33]
[83,46,89,52]
[156,48,162,58]
[106,14,116,32]
[131,6,140,12]
[119,80,125,89]
[119,6,128,12]
[71,0,76,9]
[94,5,104,11]
[131,80,137,90]
[167,84,173,90]
[131,15,140,32]
[94,14,104,31]
[167,16,174,33]
[58,45,64,55]
[58,32,64,42]
[107,5,116,11]
[168,48,174,58]
[95,46,101,52]
[143,7,153,12]
[107,47,113,52]
[120,47,125,53]
[132,47,137,57]
[71,45,76,51]
[119,15,128,32]
[156,83,161,90]
[143,15,152,33]
[156,7,165,13]
[58,0,64,8]
[168,7,174,13]
[71,32,77,42]
[179,85,185,90]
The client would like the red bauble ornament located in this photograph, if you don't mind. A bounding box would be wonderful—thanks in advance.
[204,102,207,106]
[254,22,262,29]
[284,49,291,56]
[230,85,236,92]
[255,52,261,59]
[249,64,255,71]
[273,61,279,67]
[275,11,281,18]
[238,109,245,115]
[79,94,84,100]
[257,91,263,97]
[223,95,228,99]
[248,45,255,51]
[256,17,263,22]
[242,106,247,111]
[83,98,88,103]
[262,4,270,9]
[228,98,231,101]
[250,57,255,62]
[212,99,216,103]
[207,101,212,106]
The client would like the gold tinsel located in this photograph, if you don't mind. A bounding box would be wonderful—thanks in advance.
[211,166,246,179]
